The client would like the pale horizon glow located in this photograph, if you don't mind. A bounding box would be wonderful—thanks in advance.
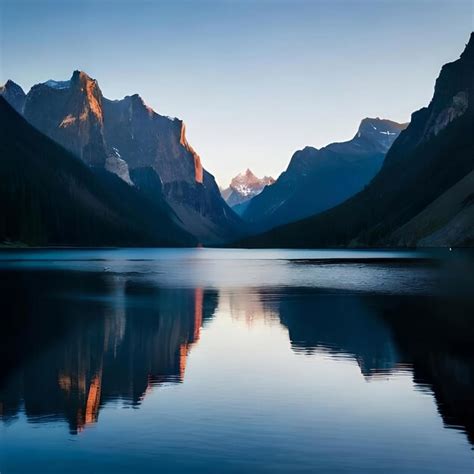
[0,0,472,186]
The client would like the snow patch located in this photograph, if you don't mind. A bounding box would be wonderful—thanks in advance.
[44,80,71,90]
[106,151,133,185]
[234,184,253,197]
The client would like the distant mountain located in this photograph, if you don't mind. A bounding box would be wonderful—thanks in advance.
[2,71,242,244]
[240,33,474,248]
[242,118,407,232]
[0,97,195,247]
[221,169,274,211]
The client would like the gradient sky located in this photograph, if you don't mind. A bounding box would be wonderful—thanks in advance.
[1,0,472,186]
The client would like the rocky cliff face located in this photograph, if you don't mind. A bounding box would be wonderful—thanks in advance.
[221,169,274,207]
[2,71,241,244]
[23,71,108,167]
[242,117,407,232]
[100,92,238,243]
[101,94,203,186]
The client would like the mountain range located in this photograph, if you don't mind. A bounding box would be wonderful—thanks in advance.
[1,33,472,249]
[1,71,242,245]
[239,33,474,248]
[241,118,407,232]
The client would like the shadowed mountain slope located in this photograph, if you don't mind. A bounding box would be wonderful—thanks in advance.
[0,97,195,247]
[241,118,406,232]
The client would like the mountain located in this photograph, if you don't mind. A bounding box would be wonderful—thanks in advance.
[221,169,275,212]
[100,91,242,243]
[0,80,26,113]
[389,170,474,247]
[0,97,195,247]
[22,71,108,167]
[242,118,407,232]
[2,71,242,244]
[239,33,474,248]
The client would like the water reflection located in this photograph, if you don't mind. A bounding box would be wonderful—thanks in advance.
[219,289,280,327]
[275,291,401,375]
[0,270,217,434]
[273,289,474,444]
[0,253,473,472]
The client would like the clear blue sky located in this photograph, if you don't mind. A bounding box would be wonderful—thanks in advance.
[1,0,472,186]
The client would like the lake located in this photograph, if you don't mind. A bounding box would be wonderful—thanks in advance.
[0,248,473,473]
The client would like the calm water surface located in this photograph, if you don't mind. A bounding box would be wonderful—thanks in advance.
[0,248,473,473]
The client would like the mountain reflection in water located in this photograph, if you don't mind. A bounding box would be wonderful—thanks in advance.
[0,271,217,434]
[0,249,473,473]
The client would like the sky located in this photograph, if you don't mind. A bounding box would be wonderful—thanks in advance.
[0,0,472,186]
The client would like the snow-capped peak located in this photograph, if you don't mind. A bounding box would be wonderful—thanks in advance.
[221,169,275,205]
